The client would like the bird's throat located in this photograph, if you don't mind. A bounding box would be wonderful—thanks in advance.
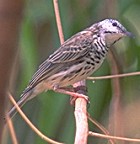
[105,33,124,47]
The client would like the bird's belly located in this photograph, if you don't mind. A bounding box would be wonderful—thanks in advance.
[44,59,104,89]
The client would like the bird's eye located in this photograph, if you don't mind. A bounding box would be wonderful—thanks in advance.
[112,22,117,26]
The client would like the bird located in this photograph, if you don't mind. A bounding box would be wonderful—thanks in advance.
[7,18,133,119]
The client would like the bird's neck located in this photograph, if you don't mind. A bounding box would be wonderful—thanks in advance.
[92,35,109,55]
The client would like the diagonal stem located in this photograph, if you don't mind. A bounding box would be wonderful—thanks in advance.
[53,0,64,44]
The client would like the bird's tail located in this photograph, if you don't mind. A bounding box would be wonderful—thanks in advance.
[6,90,33,120]
[5,83,46,121]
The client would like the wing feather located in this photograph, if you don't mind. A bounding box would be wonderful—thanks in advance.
[25,31,93,89]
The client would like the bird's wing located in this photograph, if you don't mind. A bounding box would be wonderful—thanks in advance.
[23,31,93,91]
[41,31,93,65]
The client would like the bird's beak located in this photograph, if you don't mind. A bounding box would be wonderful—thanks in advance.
[125,31,134,38]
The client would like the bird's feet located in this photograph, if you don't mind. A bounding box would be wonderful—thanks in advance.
[53,86,89,103]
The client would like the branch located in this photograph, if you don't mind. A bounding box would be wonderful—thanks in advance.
[73,81,88,144]
[89,131,140,143]
[74,98,88,144]
[87,71,140,80]
[53,0,64,44]
[6,115,18,144]
[88,113,115,144]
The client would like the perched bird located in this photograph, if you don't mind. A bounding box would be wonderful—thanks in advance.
[7,19,133,119]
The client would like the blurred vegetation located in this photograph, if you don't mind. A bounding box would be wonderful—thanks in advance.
[5,0,140,144]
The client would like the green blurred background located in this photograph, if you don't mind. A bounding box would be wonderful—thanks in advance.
[4,0,140,143]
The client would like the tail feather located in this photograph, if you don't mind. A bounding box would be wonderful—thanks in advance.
[5,83,46,121]
[7,90,33,119]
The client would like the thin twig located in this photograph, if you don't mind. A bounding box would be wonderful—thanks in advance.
[87,71,140,80]
[89,131,140,142]
[53,0,64,44]
[6,115,18,144]
[88,113,115,144]
[8,93,63,144]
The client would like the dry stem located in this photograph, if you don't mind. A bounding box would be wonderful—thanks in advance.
[87,71,140,80]
[6,116,18,144]
[88,113,115,144]
[53,0,64,44]
[89,131,140,143]
[73,81,88,144]
[8,93,63,144]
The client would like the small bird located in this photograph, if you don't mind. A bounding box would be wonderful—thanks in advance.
[7,19,133,119]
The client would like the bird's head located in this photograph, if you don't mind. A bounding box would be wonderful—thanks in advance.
[97,19,133,47]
